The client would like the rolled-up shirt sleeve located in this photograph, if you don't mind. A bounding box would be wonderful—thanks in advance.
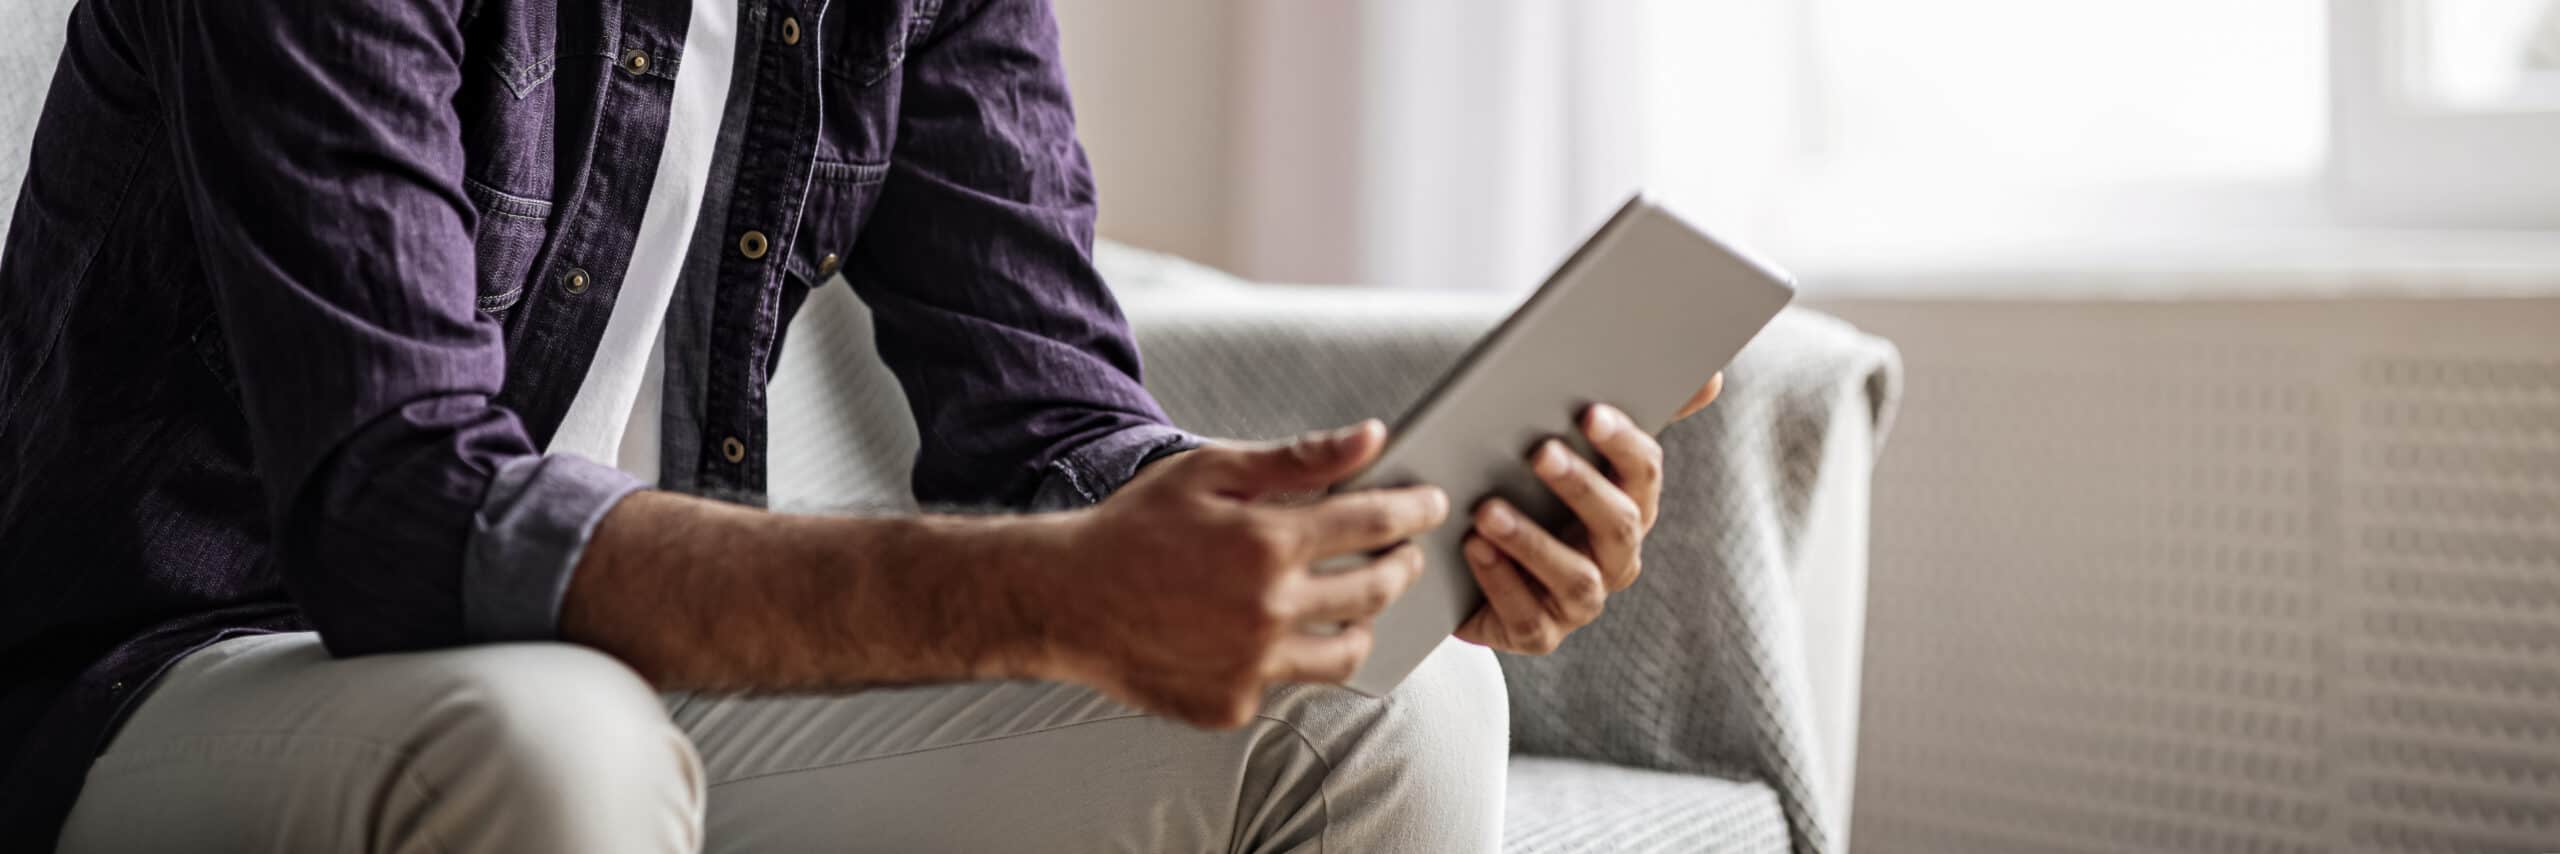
[466,455,646,641]
[144,0,628,654]
[1028,423,1200,510]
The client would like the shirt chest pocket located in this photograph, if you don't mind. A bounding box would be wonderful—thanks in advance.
[465,180,552,318]
[454,0,581,318]
[823,0,939,87]
[814,0,936,168]
[788,160,889,287]
[794,1,931,284]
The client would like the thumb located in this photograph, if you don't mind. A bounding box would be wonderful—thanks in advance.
[1673,371,1726,421]
[1212,419,1388,496]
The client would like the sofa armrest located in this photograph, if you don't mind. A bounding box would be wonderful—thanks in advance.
[1123,284,1900,854]
[1122,286,1508,437]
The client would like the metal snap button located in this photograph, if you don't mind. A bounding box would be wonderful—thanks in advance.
[621,48,651,75]
[562,267,591,294]
[738,230,770,260]
[721,436,747,463]
[781,17,802,45]
[816,252,841,278]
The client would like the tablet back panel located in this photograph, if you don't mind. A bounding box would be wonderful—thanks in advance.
[1335,197,1796,695]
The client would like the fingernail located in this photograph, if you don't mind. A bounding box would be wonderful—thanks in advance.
[1588,405,1621,439]
[1534,441,1569,477]
[1335,420,1379,449]
[1481,502,1518,536]
[1425,488,1450,521]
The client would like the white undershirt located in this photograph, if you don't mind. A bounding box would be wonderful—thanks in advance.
[547,0,739,483]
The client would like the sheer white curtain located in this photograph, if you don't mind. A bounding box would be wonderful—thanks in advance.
[1227,0,1810,291]
[1229,0,1788,291]
[1222,0,2374,291]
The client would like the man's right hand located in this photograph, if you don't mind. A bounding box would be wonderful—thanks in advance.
[562,421,1441,725]
[1032,420,1448,728]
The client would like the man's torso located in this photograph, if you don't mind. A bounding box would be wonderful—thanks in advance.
[0,0,1040,839]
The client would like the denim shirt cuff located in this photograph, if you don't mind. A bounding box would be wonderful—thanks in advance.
[1030,423,1203,510]
[463,454,649,642]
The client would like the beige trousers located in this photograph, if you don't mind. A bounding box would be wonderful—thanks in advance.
[56,632,1508,853]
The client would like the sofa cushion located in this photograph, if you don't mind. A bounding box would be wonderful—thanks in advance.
[1505,757,1789,854]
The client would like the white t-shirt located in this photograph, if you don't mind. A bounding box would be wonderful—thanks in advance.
[546,0,740,483]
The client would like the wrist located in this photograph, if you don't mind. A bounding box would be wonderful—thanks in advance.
[917,510,1092,683]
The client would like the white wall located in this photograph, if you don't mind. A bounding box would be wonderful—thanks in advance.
[1817,293,2560,854]
[1053,0,1240,270]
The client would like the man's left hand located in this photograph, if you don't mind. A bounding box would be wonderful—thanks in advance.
[1455,372,1722,655]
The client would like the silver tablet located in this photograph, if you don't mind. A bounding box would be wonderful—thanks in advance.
[1329,195,1795,695]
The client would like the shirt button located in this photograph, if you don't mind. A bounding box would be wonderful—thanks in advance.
[738,230,770,260]
[620,48,651,75]
[562,267,591,294]
[721,436,747,463]
[781,16,802,45]
[816,252,841,278]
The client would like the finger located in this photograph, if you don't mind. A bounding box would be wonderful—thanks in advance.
[1269,622,1376,683]
[1674,372,1725,421]
[1455,535,1560,654]
[1475,499,1606,626]
[1530,438,1644,590]
[1582,404,1666,530]
[1207,420,1388,496]
[1296,484,1450,556]
[1292,543,1426,622]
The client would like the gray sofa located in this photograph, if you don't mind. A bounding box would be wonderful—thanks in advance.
[2,3,1900,848]
[769,248,1901,853]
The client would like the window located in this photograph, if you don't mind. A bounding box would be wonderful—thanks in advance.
[2332,0,2560,226]
[1634,0,2560,268]
[1700,0,2335,262]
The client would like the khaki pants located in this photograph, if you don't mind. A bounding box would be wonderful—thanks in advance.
[57,632,1508,852]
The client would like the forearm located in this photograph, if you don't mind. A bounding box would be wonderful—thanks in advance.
[558,490,1076,692]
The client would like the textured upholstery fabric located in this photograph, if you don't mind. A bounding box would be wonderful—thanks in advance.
[1,0,69,245]
[771,275,1902,853]
[1504,757,1790,854]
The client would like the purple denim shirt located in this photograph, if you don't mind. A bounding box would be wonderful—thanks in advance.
[0,0,1193,842]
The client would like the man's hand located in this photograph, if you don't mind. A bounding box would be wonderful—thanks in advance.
[1038,420,1448,728]
[559,420,1438,729]
[1455,372,1723,655]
